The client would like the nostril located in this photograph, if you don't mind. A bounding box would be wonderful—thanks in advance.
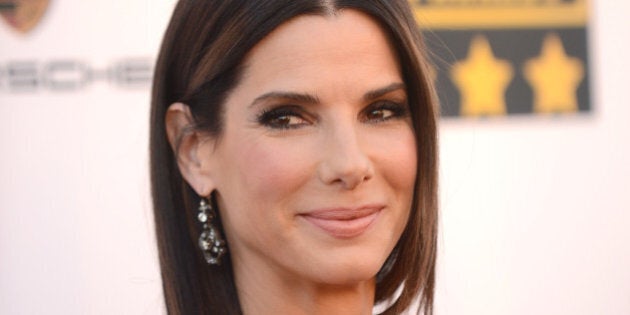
[319,157,374,190]
[316,127,374,189]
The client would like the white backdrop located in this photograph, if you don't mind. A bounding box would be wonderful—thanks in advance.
[1,1,628,314]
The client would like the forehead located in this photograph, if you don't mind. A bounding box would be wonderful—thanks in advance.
[236,10,402,97]
[247,10,392,57]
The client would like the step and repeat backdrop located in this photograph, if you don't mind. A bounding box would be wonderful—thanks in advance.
[1,1,629,314]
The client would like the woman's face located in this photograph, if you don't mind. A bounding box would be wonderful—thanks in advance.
[196,10,417,286]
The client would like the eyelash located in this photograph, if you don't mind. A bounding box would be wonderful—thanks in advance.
[363,101,410,123]
[256,101,409,130]
[257,105,310,130]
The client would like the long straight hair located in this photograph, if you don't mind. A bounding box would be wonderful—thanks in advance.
[150,1,439,314]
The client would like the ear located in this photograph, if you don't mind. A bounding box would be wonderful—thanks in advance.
[165,102,217,197]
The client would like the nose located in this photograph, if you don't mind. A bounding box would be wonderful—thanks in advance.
[317,123,374,190]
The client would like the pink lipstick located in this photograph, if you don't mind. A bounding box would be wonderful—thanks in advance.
[300,205,383,238]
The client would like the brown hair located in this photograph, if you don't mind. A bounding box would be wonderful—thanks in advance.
[150,1,438,314]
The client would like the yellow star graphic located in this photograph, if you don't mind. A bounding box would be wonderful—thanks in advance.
[451,35,514,117]
[524,33,584,114]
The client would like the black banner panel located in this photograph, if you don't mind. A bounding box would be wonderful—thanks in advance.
[410,0,591,117]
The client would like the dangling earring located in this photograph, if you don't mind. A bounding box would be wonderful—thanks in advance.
[197,196,227,265]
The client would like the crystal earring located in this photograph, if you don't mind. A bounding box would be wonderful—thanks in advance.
[197,197,227,265]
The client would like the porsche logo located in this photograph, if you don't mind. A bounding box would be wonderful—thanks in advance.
[0,0,50,34]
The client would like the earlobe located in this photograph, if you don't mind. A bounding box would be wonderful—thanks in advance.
[165,102,216,197]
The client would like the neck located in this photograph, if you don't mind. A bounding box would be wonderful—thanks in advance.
[233,256,375,315]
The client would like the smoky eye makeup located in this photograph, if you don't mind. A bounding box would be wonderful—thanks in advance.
[255,105,313,130]
[361,99,410,123]
[255,99,409,130]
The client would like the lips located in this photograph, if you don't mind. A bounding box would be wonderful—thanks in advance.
[300,205,383,238]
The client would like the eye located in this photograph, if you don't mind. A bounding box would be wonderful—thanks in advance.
[366,108,395,121]
[257,106,310,129]
[362,100,409,123]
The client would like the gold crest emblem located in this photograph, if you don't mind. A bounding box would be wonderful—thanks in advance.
[0,0,50,34]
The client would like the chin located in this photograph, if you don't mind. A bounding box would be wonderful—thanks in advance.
[291,221,402,286]
[307,249,389,286]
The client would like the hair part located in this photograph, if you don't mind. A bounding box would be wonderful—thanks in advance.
[150,1,438,314]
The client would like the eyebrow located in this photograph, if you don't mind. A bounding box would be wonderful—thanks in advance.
[249,91,320,108]
[363,82,406,102]
[249,82,406,108]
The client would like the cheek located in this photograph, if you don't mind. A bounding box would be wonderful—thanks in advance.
[214,137,313,255]
[378,128,417,246]
[388,130,417,218]
[373,127,418,193]
[235,139,311,200]
[396,133,418,188]
[217,135,314,236]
